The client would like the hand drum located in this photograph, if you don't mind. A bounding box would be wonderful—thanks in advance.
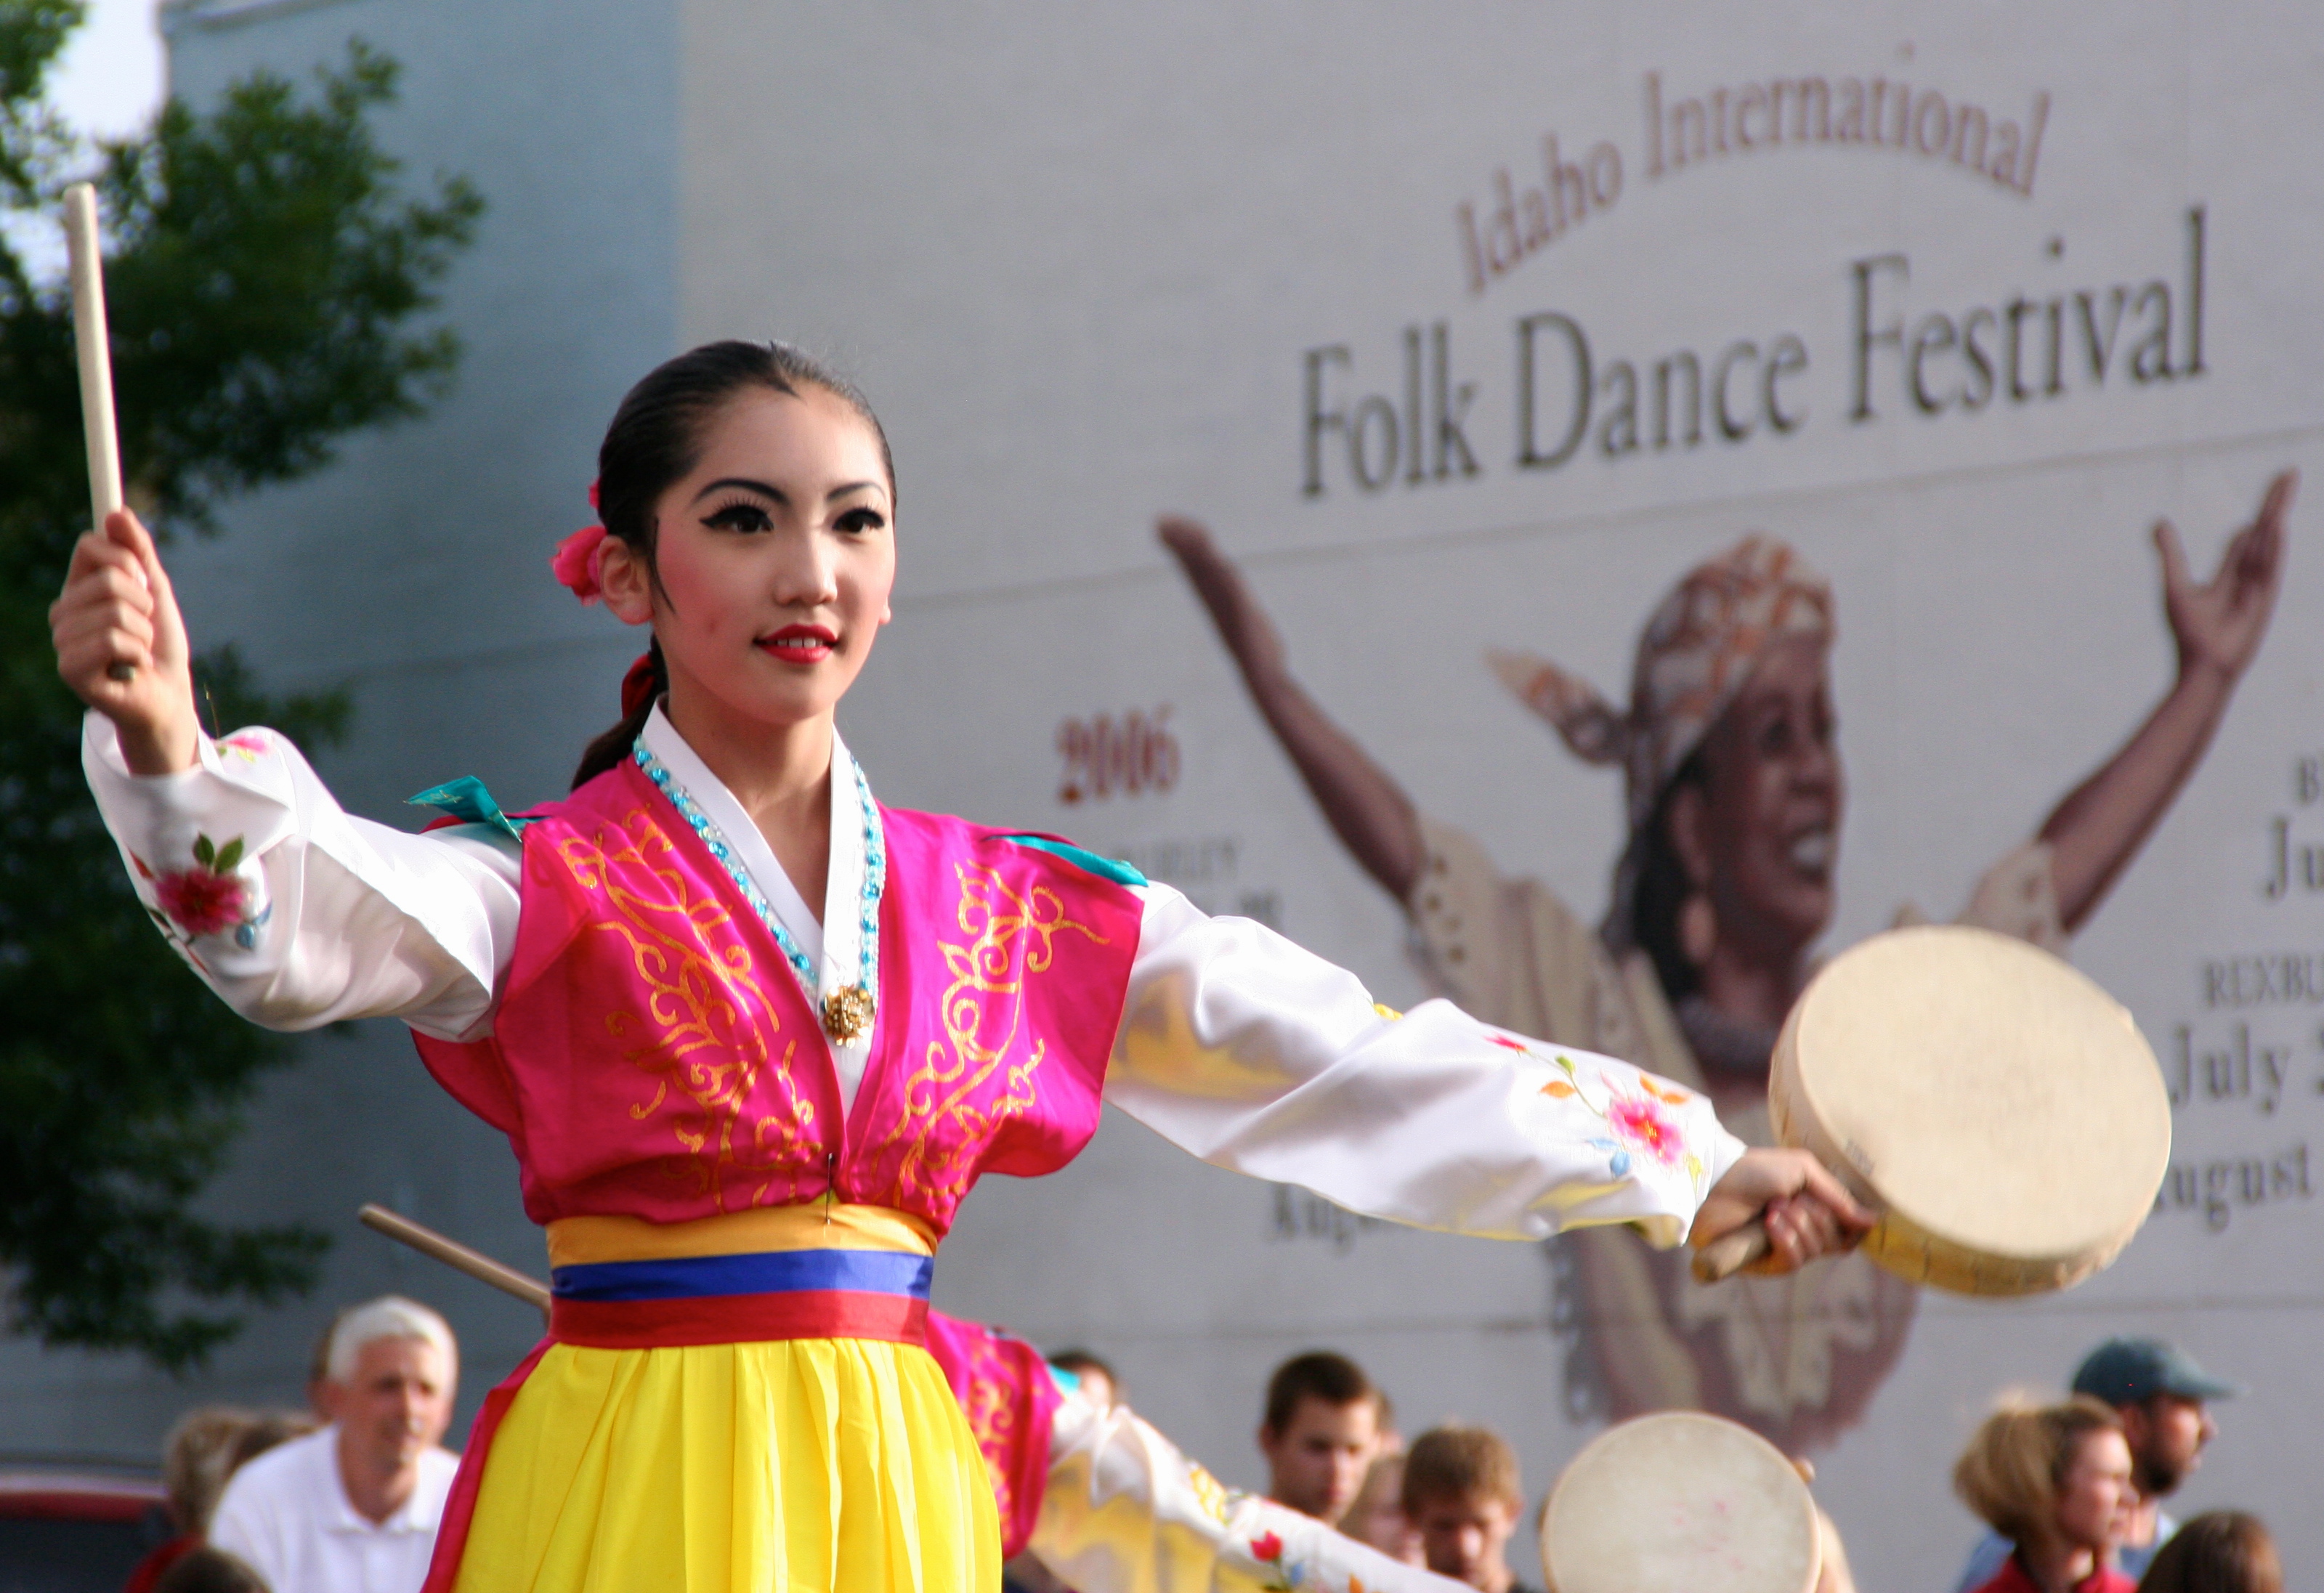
[1694,923,2172,1294]
[1542,1411,1820,1593]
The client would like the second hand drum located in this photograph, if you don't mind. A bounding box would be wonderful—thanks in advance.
[1542,1411,1821,1593]
[1694,923,2173,1294]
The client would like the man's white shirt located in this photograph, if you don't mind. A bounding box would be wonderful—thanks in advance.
[208,1424,458,1593]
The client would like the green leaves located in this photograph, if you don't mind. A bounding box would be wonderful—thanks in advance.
[96,41,481,527]
[0,24,474,1371]
[187,833,245,873]
[0,1,82,207]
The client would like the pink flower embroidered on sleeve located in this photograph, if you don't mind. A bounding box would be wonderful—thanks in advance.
[1249,1531,1284,1563]
[154,864,247,938]
[147,834,260,947]
[1605,1088,1686,1168]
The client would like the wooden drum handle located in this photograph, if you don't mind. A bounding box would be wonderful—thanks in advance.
[357,1204,552,1325]
[1691,1220,1773,1283]
[65,182,134,684]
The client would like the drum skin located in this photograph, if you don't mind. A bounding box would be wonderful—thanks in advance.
[1542,1411,1820,1593]
[1770,924,2173,1296]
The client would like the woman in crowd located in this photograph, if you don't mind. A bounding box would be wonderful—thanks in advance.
[122,1408,250,1593]
[57,339,1865,1592]
[1954,1396,2139,1593]
[2135,1512,2282,1593]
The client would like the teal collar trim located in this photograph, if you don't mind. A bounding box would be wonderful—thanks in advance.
[408,777,532,843]
[1000,834,1146,888]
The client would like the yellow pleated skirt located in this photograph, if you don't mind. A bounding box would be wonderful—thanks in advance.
[446,1337,999,1592]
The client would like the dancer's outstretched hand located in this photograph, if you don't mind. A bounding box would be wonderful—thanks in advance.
[1691,1147,1874,1275]
[52,507,199,774]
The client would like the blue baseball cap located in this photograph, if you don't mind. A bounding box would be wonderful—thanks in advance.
[2071,1338,2241,1406]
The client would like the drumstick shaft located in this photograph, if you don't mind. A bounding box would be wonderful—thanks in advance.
[65,184,123,528]
[66,183,136,685]
[357,1203,553,1319]
[1691,1220,1772,1283]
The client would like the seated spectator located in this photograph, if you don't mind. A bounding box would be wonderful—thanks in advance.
[1257,1350,1390,1526]
[2134,1512,2281,1593]
[208,1296,460,1593]
[1953,1396,2137,1593]
[1400,1426,1536,1593]
[1048,1348,1120,1409]
[150,1547,268,1593]
[1346,1451,1422,1566]
[1956,1338,2235,1591]
[124,1408,258,1593]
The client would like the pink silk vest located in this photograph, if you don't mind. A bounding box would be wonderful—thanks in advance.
[410,758,1144,1237]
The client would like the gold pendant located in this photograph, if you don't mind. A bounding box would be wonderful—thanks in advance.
[821,984,875,1042]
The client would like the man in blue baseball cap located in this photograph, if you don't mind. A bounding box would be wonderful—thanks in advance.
[1952,1337,2238,1592]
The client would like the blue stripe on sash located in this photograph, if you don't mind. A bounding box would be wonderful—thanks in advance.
[550,1249,935,1303]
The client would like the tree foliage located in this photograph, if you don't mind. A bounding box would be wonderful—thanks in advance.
[0,7,478,1371]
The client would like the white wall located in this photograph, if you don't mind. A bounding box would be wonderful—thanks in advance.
[679,4,2324,1584]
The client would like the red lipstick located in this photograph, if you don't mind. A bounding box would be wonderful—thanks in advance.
[760,623,838,665]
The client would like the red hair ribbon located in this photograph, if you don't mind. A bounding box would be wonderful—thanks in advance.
[621,652,660,719]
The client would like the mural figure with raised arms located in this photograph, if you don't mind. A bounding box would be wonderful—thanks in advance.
[1159,469,2291,1450]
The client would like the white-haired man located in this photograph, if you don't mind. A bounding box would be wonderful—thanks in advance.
[210,1295,460,1593]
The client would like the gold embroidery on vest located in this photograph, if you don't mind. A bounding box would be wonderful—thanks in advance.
[869,859,1108,1208]
[558,808,817,1209]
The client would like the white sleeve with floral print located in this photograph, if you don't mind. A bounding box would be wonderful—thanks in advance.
[1035,1388,1468,1593]
[81,714,517,1042]
[1106,883,1748,1247]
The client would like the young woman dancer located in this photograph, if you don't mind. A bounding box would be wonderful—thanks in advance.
[54,341,1867,1592]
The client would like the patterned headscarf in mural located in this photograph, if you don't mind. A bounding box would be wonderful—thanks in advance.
[1488,535,1834,946]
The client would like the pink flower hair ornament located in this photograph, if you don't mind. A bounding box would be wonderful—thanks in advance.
[551,481,613,604]
[552,522,610,605]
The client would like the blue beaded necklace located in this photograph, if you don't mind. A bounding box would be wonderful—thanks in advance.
[633,737,886,1042]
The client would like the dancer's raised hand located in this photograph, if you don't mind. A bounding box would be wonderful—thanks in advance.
[51,507,199,774]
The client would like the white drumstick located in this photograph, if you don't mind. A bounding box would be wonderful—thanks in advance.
[65,181,134,683]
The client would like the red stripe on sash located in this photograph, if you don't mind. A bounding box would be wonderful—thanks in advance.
[550,1289,929,1349]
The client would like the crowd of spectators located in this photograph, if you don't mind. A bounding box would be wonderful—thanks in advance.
[1948,1337,2272,1593]
[116,1302,2278,1593]
[116,1295,458,1593]
[1204,1331,2267,1593]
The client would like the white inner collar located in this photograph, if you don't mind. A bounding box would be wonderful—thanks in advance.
[639,705,875,1109]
